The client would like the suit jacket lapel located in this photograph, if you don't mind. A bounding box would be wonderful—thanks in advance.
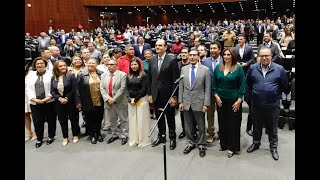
[159,54,167,74]
[191,65,202,90]
[184,64,191,90]
[112,70,118,86]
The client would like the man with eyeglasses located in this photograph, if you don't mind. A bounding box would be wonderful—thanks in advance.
[246,47,288,161]
[257,32,281,63]
[100,59,129,145]
[178,49,210,157]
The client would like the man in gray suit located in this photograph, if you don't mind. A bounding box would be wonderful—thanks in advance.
[179,49,211,158]
[100,59,129,145]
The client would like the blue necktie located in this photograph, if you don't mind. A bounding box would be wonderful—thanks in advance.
[212,58,217,71]
[190,65,196,88]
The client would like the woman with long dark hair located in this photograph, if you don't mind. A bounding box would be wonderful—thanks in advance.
[212,47,246,157]
[51,60,80,146]
[125,58,151,147]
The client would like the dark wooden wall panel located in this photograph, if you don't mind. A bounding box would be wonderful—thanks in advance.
[25,0,253,35]
[25,0,92,36]
[83,0,243,6]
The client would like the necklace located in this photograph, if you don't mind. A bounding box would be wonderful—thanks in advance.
[90,72,98,80]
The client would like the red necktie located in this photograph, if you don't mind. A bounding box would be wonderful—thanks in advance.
[109,74,114,97]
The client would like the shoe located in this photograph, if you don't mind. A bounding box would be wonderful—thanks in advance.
[178,132,186,139]
[271,149,279,160]
[199,147,206,158]
[193,133,197,139]
[73,136,79,144]
[35,141,43,148]
[247,144,260,153]
[151,138,164,147]
[97,135,104,142]
[219,147,227,151]
[81,121,86,128]
[206,134,216,143]
[91,137,97,144]
[31,134,37,141]
[246,129,253,136]
[107,136,119,144]
[102,127,110,131]
[62,138,68,146]
[80,131,89,138]
[183,144,195,155]
[121,136,128,145]
[46,138,54,145]
[227,150,234,158]
[169,139,176,150]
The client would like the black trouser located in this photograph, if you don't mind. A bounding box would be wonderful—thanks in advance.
[257,33,263,46]
[30,102,57,141]
[55,101,80,138]
[217,98,242,152]
[154,93,176,140]
[84,106,104,138]
[252,106,280,149]
[246,100,252,131]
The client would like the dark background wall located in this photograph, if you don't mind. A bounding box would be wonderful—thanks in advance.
[25,0,100,35]
[25,0,294,35]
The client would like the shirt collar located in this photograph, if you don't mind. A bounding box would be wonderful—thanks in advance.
[158,53,166,60]
[212,55,220,62]
[191,62,199,68]
[260,62,271,69]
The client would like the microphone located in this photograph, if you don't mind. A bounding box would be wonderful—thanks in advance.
[174,75,184,84]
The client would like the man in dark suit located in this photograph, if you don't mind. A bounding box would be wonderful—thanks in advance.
[255,20,265,46]
[49,46,69,66]
[235,34,255,136]
[235,34,255,75]
[134,36,152,60]
[148,39,180,150]
[57,29,69,51]
[257,32,280,63]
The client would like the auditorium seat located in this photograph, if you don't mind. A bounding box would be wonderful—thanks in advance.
[279,91,291,129]
[288,78,295,130]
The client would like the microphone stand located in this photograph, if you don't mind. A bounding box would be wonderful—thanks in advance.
[149,82,180,180]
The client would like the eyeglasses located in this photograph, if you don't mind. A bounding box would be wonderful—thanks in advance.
[259,54,271,58]
[106,64,116,66]
[189,54,198,56]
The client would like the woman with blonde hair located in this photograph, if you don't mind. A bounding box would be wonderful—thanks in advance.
[51,60,80,146]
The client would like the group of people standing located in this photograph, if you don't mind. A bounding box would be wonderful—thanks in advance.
[25,37,288,161]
